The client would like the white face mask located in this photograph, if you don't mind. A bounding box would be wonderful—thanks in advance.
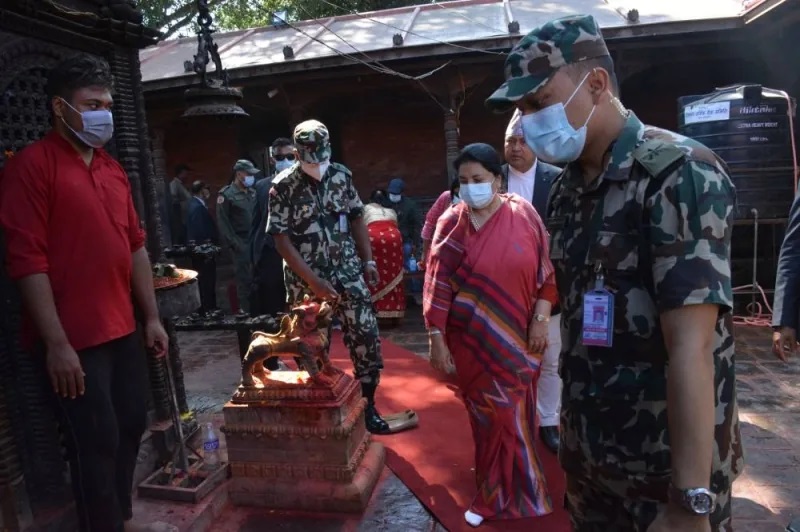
[388,193,402,203]
[459,179,495,210]
[301,161,330,181]
[520,72,596,164]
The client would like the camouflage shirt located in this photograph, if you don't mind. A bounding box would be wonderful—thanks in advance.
[266,162,365,292]
[217,184,256,251]
[546,112,743,498]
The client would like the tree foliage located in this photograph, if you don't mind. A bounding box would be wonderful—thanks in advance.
[136,0,429,41]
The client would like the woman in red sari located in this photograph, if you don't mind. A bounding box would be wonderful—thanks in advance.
[364,190,406,321]
[423,143,558,527]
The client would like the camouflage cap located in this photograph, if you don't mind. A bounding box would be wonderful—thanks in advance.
[233,159,259,174]
[486,14,610,112]
[293,119,332,163]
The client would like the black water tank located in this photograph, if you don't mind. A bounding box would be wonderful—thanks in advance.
[678,84,797,220]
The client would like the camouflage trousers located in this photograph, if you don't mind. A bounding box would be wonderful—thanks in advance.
[565,474,733,532]
[287,275,383,385]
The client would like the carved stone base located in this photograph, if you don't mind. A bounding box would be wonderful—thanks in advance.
[222,370,385,513]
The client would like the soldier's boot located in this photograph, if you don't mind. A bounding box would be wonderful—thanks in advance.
[361,381,390,434]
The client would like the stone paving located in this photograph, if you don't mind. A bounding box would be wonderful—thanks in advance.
[172,307,799,531]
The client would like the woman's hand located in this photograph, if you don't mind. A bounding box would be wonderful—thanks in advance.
[527,318,549,355]
[429,333,455,374]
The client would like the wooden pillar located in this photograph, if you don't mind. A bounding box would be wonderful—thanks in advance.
[443,109,460,184]
[150,128,171,249]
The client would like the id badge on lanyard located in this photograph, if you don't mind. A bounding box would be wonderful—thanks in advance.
[582,261,614,347]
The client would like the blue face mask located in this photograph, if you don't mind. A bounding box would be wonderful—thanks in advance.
[520,72,596,164]
[459,179,495,210]
[274,158,293,173]
[61,98,114,149]
[244,175,255,188]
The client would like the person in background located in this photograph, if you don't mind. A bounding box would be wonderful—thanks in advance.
[424,143,557,527]
[169,164,192,245]
[217,159,258,313]
[486,14,741,531]
[420,177,460,268]
[502,109,563,455]
[772,191,800,361]
[186,180,218,313]
[386,177,423,303]
[0,54,170,532]
[267,119,390,434]
[363,189,406,323]
[249,138,292,318]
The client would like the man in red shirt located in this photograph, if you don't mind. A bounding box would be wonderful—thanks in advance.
[0,55,170,532]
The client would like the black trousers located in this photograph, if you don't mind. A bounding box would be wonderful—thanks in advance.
[43,333,148,532]
[191,256,217,312]
[250,245,286,317]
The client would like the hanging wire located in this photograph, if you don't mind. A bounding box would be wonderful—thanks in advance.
[266,9,452,112]
[315,0,508,56]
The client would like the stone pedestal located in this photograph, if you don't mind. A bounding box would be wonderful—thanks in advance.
[222,369,385,513]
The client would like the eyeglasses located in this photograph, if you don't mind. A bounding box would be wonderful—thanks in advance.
[274,154,296,162]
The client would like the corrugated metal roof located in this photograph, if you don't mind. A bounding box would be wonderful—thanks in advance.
[140,0,750,87]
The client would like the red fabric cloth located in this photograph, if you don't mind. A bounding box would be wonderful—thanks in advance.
[422,194,557,521]
[421,190,452,242]
[0,131,146,351]
[367,219,406,318]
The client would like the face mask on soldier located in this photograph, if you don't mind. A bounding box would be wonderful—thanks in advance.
[301,160,330,181]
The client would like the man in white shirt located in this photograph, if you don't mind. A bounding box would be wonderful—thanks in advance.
[501,110,563,454]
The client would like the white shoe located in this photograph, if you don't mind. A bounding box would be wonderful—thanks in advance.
[464,510,484,527]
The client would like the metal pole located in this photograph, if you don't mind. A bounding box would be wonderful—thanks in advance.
[752,208,759,310]
[162,318,190,473]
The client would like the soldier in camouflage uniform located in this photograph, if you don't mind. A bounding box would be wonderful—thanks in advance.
[486,15,743,532]
[217,159,258,313]
[267,119,390,434]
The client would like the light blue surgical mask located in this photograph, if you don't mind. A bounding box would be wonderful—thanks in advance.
[459,179,495,210]
[244,175,255,188]
[60,98,114,148]
[274,158,293,173]
[520,72,596,164]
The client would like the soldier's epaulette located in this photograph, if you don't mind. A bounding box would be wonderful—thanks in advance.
[631,139,686,181]
[329,162,352,176]
[219,184,231,194]
[271,170,292,185]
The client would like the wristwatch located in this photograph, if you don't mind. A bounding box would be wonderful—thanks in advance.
[669,485,716,515]
[364,260,377,268]
[532,314,550,323]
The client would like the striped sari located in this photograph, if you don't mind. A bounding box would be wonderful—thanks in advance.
[423,194,558,521]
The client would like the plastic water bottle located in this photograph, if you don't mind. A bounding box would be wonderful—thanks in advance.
[202,422,220,469]
[408,256,418,272]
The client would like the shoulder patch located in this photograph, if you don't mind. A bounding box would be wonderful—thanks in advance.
[632,139,686,180]
[329,162,352,176]
[217,194,225,204]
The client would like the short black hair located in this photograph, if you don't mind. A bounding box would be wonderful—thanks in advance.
[453,143,503,177]
[370,189,387,203]
[271,137,292,152]
[191,180,208,194]
[564,56,619,96]
[175,164,190,175]
[45,54,113,102]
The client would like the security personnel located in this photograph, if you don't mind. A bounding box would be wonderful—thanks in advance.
[217,159,258,313]
[486,14,741,532]
[267,119,390,435]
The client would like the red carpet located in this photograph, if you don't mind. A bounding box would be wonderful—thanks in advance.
[329,333,570,532]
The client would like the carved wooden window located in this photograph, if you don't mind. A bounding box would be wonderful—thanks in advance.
[1,67,51,170]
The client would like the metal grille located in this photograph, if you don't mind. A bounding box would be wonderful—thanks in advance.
[0,67,50,169]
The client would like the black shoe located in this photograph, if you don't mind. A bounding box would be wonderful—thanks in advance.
[539,426,559,454]
[364,403,391,434]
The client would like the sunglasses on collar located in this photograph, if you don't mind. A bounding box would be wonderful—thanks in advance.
[274,154,296,162]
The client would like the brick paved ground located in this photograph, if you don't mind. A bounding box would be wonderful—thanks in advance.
[171,308,799,530]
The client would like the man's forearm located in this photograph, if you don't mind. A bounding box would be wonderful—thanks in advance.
[351,218,373,262]
[274,234,319,286]
[131,246,160,322]
[662,305,717,491]
[17,273,70,348]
